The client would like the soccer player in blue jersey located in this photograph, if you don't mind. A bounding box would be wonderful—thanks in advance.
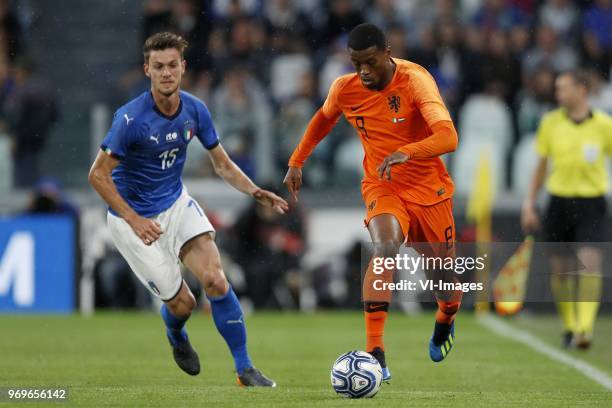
[88,32,287,387]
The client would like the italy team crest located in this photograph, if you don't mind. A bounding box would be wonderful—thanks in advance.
[183,121,194,142]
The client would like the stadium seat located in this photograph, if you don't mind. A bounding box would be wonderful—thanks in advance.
[270,54,312,103]
[334,137,364,186]
[512,134,538,195]
[452,137,506,198]
[0,135,12,191]
[459,94,513,152]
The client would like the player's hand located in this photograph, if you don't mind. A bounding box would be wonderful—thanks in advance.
[126,214,163,246]
[283,166,302,202]
[253,188,289,214]
[377,151,410,180]
[520,202,540,233]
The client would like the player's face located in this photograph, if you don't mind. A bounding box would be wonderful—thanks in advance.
[555,74,585,109]
[144,48,186,97]
[349,46,391,90]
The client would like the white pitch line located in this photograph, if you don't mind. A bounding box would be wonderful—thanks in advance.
[478,314,612,391]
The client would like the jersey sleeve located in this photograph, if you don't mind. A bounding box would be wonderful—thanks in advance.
[398,121,458,159]
[410,70,452,127]
[535,114,551,157]
[100,110,137,159]
[320,77,345,120]
[603,114,612,156]
[196,101,220,150]
[288,109,339,168]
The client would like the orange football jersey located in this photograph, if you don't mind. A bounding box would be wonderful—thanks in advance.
[318,58,455,205]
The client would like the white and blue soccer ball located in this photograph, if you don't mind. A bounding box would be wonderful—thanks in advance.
[330,350,383,398]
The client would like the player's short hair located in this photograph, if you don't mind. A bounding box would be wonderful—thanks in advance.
[561,69,590,91]
[347,23,387,51]
[143,32,189,63]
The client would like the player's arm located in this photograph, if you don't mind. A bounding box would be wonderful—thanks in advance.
[207,144,288,214]
[283,78,344,200]
[287,109,341,168]
[283,109,341,200]
[398,121,458,159]
[88,150,162,245]
[377,121,458,179]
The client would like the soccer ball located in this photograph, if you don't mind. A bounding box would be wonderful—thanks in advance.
[330,350,383,398]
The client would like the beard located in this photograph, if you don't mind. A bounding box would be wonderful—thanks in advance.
[158,81,180,97]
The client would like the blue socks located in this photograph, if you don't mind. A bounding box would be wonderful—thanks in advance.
[161,287,253,374]
[208,286,253,375]
[161,303,188,346]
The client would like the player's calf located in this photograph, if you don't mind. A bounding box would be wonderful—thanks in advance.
[163,282,196,343]
[182,234,276,385]
[161,283,200,375]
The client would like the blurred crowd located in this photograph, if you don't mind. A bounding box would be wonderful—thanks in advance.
[0,0,58,189]
[3,0,612,311]
[117,0,612,190]
[108,0,612,308]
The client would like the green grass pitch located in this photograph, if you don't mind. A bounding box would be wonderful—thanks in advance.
[1,311,611,407]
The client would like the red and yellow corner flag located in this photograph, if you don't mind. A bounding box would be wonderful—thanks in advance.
[493,236,534,316]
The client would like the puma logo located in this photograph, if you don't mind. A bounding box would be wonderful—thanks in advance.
[150,135,159,144]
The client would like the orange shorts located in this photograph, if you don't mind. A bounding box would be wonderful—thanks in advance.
[363,183,455,248]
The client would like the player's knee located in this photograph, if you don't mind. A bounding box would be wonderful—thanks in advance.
[166,287,196,316]
[204,270,228,297]
[166,299,192,317]
[437,301,460,315]
[184,290,197,310]
[373,240,401,260]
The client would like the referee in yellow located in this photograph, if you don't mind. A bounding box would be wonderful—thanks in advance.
[522,70,612,349]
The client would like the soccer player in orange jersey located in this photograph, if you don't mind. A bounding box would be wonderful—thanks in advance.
[283,24,460,379]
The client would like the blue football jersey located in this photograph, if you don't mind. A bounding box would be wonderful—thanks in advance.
[101,91,219,217]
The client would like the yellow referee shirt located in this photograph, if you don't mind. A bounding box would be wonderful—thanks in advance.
[536,108,612,197]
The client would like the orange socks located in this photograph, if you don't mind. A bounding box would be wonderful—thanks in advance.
[364,302,389,351]
[435,300,461,325]
[364,300,461,351]
[362,254,392,353]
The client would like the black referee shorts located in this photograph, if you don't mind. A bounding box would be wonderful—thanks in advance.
[544,195,607,243]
